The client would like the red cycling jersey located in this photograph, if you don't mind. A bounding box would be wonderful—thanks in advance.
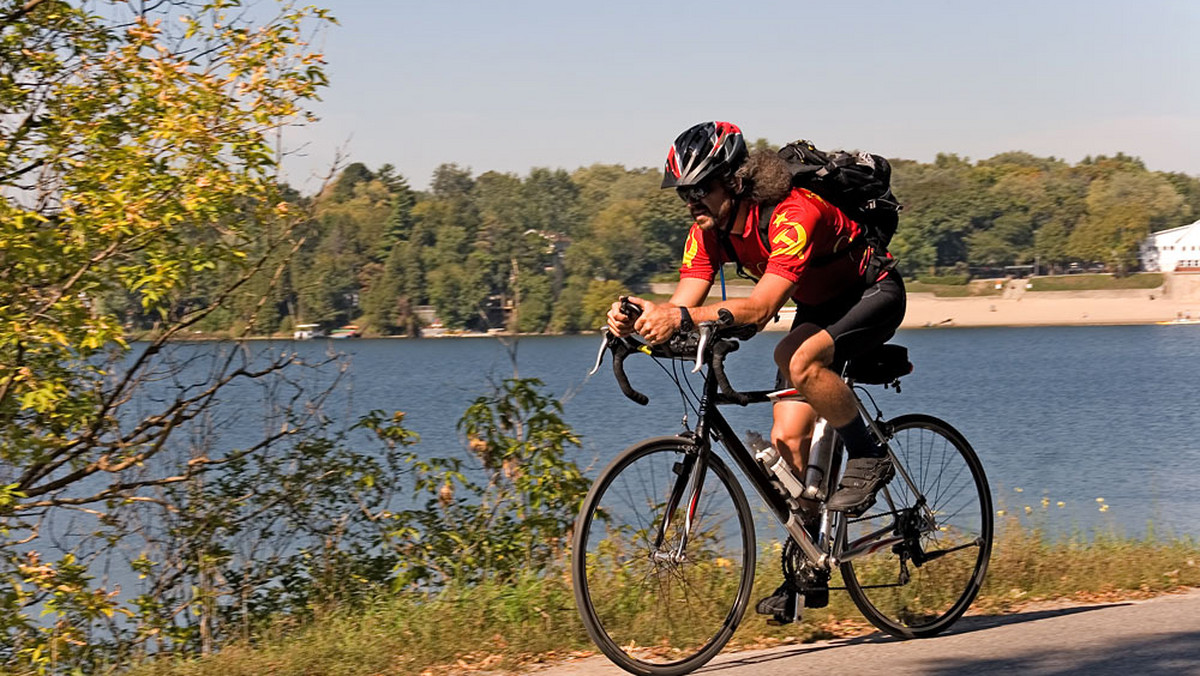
[679,188,870,305]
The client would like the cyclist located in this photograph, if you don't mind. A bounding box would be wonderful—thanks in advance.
[606,121,906,618]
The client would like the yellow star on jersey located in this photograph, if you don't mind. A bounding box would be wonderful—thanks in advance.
[770,213,808,258]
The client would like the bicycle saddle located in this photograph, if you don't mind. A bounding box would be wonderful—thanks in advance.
[843,344,912,384]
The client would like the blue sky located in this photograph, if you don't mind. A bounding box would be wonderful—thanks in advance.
[280,0,1199,191]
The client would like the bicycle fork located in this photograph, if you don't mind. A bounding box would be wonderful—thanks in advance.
[651,443,834,570]
[651,450,710,564]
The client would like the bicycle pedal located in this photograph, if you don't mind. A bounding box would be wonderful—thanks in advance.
[768,595,796,629]
[768,600,802,626]
[757,586,801,625]
[766,614,795,627]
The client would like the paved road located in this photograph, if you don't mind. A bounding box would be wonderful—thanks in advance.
[534,588,1200,675]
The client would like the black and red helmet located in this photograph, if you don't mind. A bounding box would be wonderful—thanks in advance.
[661,121,748,189]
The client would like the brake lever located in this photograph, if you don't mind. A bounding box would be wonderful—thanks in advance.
[588,328,611,376]
[591,297,646,377]
[691,308,737,374]
[692,324,712,374]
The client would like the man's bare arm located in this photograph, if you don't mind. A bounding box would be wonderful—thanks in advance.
[685,273,795,328]
[669,277,714,308]
[628,273,795,343]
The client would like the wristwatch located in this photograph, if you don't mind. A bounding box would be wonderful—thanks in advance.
[678,306,694,333]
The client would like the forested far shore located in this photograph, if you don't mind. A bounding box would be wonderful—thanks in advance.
[174,152,1198,337]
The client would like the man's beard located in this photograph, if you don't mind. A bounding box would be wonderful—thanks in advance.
[691,200,733,232]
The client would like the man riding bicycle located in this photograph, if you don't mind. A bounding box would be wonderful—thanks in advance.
[606,121,907,617]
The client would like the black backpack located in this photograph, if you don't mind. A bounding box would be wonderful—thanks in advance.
[771,140,901,253]
[720,140,901,282]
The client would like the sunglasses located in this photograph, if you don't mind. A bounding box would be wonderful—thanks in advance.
[676,183,712,203]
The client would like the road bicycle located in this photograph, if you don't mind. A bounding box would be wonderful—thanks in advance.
[572,306,993,676]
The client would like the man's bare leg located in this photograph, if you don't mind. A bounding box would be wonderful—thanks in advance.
[771,399,819,517]
[774,324,893,515]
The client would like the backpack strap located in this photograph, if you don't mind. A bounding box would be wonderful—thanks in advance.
[754,201,778,252]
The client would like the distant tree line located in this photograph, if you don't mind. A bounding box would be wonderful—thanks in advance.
[203,151,1199,337]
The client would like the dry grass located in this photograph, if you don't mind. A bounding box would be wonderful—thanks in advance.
[130,524,1200,676]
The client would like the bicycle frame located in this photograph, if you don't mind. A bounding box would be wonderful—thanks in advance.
[663,358,931,572]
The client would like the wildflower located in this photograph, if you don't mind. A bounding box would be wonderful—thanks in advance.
[997,509,1007,516]
[1014,487,1023,493]
[1040,497,1050,509]
[1024,506,1032,514]
[1099,504,1109,512]
[1057,501,1065,508]
[1096,497,1105,503]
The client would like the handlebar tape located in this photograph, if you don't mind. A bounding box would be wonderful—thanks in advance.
[610,339,650,405]
[711,340,750,405]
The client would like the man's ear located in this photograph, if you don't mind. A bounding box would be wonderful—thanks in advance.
[729,175,745,196]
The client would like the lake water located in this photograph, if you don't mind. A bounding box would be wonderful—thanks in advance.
[158,325,1200,538]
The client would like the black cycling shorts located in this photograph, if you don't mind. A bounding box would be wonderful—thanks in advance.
[774,271,906,390]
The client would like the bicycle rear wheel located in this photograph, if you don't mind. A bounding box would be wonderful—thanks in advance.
[840,414,993,638]
[572,436,755,676]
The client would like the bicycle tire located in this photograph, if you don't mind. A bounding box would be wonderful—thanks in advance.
[572,436,756,676]
[840,414,993,638]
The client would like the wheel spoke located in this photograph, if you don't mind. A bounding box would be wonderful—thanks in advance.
[841,415,993,639]
[573,441,755,672]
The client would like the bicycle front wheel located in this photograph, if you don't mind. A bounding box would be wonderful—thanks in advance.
[572,436,755,676]
[840,414,993,638]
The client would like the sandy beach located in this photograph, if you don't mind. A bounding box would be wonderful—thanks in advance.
[756,274,1200,331]
[897,292,1199,329]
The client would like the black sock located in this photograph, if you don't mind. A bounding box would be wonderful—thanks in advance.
[835,415,886,459]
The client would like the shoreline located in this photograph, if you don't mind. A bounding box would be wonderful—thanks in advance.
[154,290,1200,342]
[896,293,1199,330]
